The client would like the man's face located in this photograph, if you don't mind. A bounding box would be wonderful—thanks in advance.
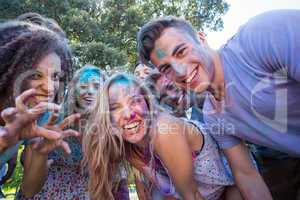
[150,27,214,95]
[156,74,189,112]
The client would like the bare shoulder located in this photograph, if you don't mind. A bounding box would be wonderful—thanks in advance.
[154,113,203,153]
[154,112,189,157]
[156,112,201,135]
[156,112,185,136]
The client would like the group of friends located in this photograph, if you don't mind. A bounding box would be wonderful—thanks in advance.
[0,9,299,200]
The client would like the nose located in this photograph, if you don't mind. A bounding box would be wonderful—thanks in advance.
[87,86,94,95]
[41,78,55,95]
[123,106,136,121]
[170,60,187,79]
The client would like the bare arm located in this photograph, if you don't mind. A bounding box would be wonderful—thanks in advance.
[20,113,80,197]
[154,114,204,200]
[21,145,48,197]
[223,143,272,200]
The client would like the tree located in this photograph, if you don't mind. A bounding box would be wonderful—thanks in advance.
[0,0,229,71]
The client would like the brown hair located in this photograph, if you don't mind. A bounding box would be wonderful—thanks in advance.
[137,16,198,64]
[0,21,72,106]
[17,12,66,38]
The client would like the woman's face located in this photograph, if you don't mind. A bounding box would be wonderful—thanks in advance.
[28,53,62,105]
[75,71,102,111]
[134,64,153,80]
[108,79,149,144]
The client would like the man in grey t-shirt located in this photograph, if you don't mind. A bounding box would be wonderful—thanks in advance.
[137,9,300,199]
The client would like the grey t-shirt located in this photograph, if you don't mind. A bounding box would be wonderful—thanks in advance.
[203,10,300,156]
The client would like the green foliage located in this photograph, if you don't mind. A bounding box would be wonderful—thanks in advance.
[0,0,229,72]
[71,41,127,70]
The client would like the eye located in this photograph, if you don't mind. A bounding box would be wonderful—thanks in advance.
[131,96,143,105]
[80,85,88,90]
[135,71,140,77]
[52,73,60,81]
[110,104,121,111]
[160,64,171,74]
[31,72,43,80]
[165,84,175,91]
[94,83,100,90]
[177,47,186,58]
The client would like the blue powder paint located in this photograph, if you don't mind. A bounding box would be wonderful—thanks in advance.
[156,48,167,60]
[79,68,101,83]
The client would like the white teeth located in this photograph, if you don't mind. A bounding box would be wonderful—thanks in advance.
[185,69,197,83]
[84,97,94,101]
[178,94,183,104]
[124,122,139,129]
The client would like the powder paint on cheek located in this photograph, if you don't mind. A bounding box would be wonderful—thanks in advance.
[156,48,167,60]
[76,69,101,95]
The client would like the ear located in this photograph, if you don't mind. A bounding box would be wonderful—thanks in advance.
[197,32,208,45]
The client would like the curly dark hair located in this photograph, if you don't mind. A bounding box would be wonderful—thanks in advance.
[17,12,66,38]
[0,21,73,107]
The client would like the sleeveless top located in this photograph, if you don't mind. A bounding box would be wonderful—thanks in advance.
[143,119,235,200]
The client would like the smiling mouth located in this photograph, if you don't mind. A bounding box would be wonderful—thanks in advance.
[123,121,140,130]
[177,92,184,105]
[83,97,95,103]
[35,95,54,101]
[183,68,198,84]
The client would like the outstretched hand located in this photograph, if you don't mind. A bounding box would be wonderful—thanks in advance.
[30,112,81,155]
[0,89,80,151]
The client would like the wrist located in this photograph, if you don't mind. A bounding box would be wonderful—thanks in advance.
[0,126,18,151]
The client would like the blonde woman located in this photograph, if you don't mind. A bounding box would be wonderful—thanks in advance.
[83,73,243,200]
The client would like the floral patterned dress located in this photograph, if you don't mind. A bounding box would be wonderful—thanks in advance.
[17,136,90,200]
[17,109,130,200]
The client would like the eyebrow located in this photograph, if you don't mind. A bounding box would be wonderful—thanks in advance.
[109,101,118,106]
[172,43,185,56]
[157,63,169,71]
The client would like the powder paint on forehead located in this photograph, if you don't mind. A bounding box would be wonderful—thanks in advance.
[109,78,141,103]
[79,69,101,84]
[156,48,167,60]
[75,76,101,98]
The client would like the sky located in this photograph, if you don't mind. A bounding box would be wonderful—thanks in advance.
[206,0,300,49]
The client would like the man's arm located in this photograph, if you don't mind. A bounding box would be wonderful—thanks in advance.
[223,143,273,200]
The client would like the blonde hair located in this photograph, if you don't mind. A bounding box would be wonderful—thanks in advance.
[82,73,158,200]
[61,65,106,117]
